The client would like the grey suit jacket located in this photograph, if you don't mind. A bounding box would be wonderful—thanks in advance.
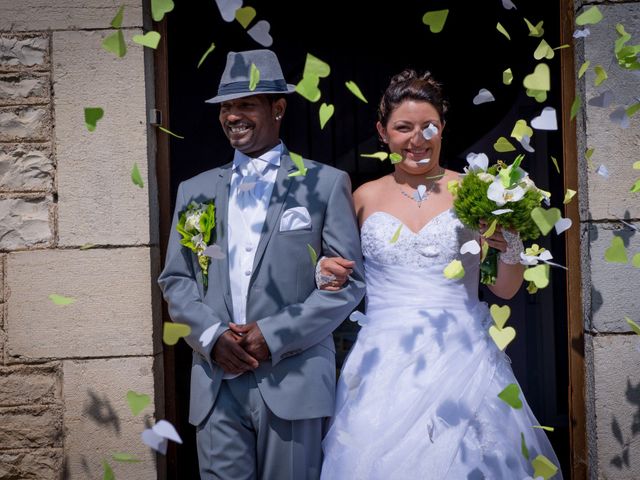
[158,147,365,426]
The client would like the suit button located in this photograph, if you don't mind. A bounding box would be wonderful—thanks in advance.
[244,270,252,276]
[245,245,253,252]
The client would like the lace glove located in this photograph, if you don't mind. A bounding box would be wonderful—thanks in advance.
[315,256,337,288]
[499,230,524,265]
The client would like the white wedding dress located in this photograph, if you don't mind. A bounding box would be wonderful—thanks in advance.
[321,209,562,479]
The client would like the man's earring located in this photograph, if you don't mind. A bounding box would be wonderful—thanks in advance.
[275,113,282,120]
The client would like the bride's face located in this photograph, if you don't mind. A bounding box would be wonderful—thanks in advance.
[376,100,445,176]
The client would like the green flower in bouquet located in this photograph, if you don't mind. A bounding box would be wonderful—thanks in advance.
[176,201,216,287]
[452,153,548,284]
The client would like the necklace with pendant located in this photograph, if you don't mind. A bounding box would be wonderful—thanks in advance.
[394,167,444,208]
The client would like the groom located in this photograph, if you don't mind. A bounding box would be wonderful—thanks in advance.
[158,49,365,479]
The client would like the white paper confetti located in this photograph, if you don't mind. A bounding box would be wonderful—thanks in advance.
[460,239,481,255]
[554,217,572,235]
[422,123,439,140]
[203,244,226,259]
[141,429,168,455]
[596,164,609,178]
[152,420,183,444]
[519,135,535,152]
[492,208,514,215]
[214,0,242,22]
[531,107,557,130]
[473,88,495,105]
[573,28,590,38]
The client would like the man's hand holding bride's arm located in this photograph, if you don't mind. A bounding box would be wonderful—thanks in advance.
[479,219,525,299]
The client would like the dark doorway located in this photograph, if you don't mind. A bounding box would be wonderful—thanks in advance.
[162,1,570,477]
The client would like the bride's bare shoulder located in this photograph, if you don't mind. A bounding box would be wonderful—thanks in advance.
[353,176,390,202]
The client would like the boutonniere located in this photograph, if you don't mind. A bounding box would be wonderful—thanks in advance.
[177,200,216,287]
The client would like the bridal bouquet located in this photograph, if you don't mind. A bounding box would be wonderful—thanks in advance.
[451,153,548,284]
[176,200,216,287]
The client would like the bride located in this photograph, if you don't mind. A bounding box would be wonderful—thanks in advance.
[318,70,562,479]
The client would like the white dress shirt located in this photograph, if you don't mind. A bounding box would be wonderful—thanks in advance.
[224,142,281,378]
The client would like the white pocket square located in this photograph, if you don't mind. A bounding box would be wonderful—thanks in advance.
[279,206,312,232]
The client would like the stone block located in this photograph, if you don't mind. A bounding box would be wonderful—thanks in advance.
[0,34,49,71]
[63,357,157,479]
[0,363,62,407]
[592,334,640,479]
[589,223,640,332]
[0,449,63,480]
[0,405,63,449]
[583,3,640,220]
[7,248,156,358]
[0,106,51,142]
[53,30,151,247]
[0,143,54,191]
[0,253,4,304]
[0,0,143,32]
[0,72,49,105]
[0,196,52,250]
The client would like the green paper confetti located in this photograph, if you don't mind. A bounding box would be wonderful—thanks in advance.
[490,304,511,329]
[532,454,558,480]
[151,0,174,22]
[302,53,331,78]
[390,224,403,244]
[493,136,515,152]
[524,264,550,289]
[163,322,191,346]
[197,43,216,69]
[112,452,142,463]
[594,65,608,86]
[551,156,560,174]
[361,152,389,161]
[553,44,570,51]
[533,425,555,432]
[585,147,595,160]
[523,63,550,91]
[496,22,511,40]
[531,207,561,235]
[632,179,640,193]
[634,161,640,170]
[563,189,576,204]
[389,153,403,164]
[345,81,368,103]
[483,219,498,238]
[296,75,321,102]
[627,103,640,117]
[489,325,516,350]
[131,163,144,188]
[102,460,115,480]
[235,6,256,29]
[110,5,125,29]
[132,31,161,49]
[576,6,603,26]
[422,9,449,34]
[533,39,554,60]
[80,243,95,250]
[288,151,308,177]
[498,383,523,409]
[578,60,590,78]
[158,126,184,139]
[102,30,127,58]
[443,259,465,280]
[510,119,533,141]
[319,103,334,129]
[307,244,318,267]
[626,316,640,335]
[526,88,547,103]
[49,294,76,306]
[521,432,530,460]
[84,107,104,132]
[126,390,150,416]
[249,63,260,91]
[524,18,544,37]
[503,68,513,85]
[570,97,581,121]
[604,236,628,263]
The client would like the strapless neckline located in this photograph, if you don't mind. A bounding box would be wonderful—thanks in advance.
[361,208,454,236]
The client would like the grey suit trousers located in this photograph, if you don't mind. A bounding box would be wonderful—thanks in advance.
[196,373,323,480]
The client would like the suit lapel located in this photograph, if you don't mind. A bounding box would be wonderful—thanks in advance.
[215,163,234,314]
[251,150,296,273]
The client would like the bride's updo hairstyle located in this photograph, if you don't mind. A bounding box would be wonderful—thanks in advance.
[377,69,449,127]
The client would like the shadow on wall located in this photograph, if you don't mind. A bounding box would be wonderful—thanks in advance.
[609,378,640,469]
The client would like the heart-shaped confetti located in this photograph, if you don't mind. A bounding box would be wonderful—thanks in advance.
[84,107,104,132]
[533,39,554,60]
[492,208,513,215]
[531,207,561,235]
[131,162,144,188]
[235,6,256,28]
[414,185,427,201]
[49,293,76,306]
[110,5,125,29]
[443,259,465,279]
[604,236,628,263]
[296,76,321,102]
[554,217,572,235]
[422,123,438,140]
[501,0,517,10]
[531,107,557,130]
[249,63,260,91]
[523,264,550,288]
[523,64,550,91]
[489,325,516,351]
[345,80,368,103]
[360,152,389,161]
[349,311,369,326]
[576,5,603,26]
[204,244,226,259]
[511,119,533,141]
[163,322,191,346]
[142,429,168,454]
[215,0,242,22]
[390,224,403,244]
[503,68,513,85]
[532,454,559,480]
[153,420,183,444]
[524,18,544,37]
[303,53,331,78]
[422,9,449,33]
[460,240,481,255]
[151,0,174,22]
[574,28,590,38]
[132,31,161,49]
[563,189,576,204]
[519,135,535,152]
[102,30,127,58]
[473,88,495,105]
[490,304,511,329]
[594,65,608,86]
[319,103,334,129]
[494,136,516,152]
[498,383,522,408]
[126,390,150,416]
[247,20,273,47]
[497,22,511,40]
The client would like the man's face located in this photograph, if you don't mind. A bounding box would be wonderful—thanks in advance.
[218,95,285,158]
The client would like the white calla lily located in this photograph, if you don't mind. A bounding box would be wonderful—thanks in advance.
[487,180,525,206]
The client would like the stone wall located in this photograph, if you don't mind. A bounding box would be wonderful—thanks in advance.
[578,1,640,479]
[0,1,162,479]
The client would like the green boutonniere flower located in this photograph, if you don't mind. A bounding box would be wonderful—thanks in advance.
[177,201,216,287]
